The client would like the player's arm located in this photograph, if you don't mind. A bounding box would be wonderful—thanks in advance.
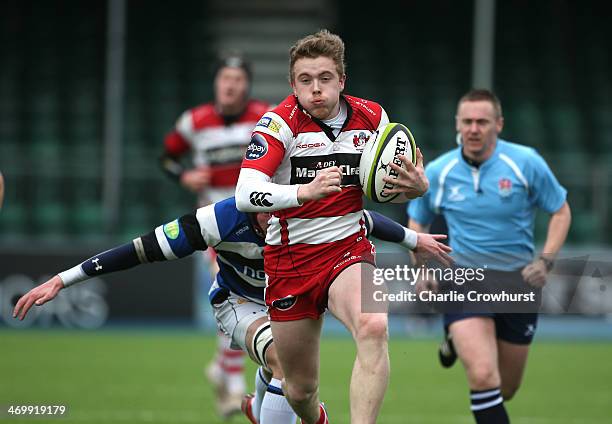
[13,211,208,320]
[522,201,571,287]
[235,115,342,212]
[160,115,211,192]
[364,210,452,266]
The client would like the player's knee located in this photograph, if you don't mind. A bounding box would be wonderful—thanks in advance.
[354,314,388,343]
[468,364,500,389]
[264,345,283,379]
[284,380,319,406]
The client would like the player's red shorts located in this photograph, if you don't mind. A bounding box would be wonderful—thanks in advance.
[265,235,376,321]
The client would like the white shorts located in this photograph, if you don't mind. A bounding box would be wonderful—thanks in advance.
[211,282,268,352]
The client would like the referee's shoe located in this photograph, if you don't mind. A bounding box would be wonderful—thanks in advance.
[438,331,457,368]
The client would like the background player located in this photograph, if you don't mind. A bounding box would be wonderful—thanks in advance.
[160,53,270,417]
[13,197,450,424]
[236,30,429,424]
[408,89,571,424]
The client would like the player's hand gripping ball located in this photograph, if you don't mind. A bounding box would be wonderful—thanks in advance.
[359,123,417,203]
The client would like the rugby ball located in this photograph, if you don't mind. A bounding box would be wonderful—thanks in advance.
[359,122,417,203]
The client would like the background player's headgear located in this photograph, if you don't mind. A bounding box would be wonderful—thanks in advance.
[214,53,253,82]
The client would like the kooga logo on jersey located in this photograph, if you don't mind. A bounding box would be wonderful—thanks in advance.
[245,133,268,160]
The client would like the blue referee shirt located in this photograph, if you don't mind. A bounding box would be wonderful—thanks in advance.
[408,139,567,271]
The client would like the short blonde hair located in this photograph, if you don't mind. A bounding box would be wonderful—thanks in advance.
[289,29,345,82]
[458,89,503,118]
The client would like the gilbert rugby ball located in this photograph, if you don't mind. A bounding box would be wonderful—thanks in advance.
[359,122,417,203]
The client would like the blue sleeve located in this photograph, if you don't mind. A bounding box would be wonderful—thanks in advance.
[81,243,141,277]
[407,166,436,225]
[364,210,405,243]
[80,211,206,278]
[527,152,567,213]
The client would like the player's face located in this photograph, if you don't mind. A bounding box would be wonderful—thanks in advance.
[291,56,345,120]
[456,100,504,161]
[214,67,249,111]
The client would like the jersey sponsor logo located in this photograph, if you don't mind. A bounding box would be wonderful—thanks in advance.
[257,116,281,133]
[271,295,297,311]
[256,117,272,128]
[245,134,268,160]
[498,178,513,197]
[268,120,282,133]
[290,153,361,185]
[163,220,180,240]
[296,142,326,149]
[243,265,266,281]
[352,132,370,149]
[448,185,466,202]
[250,192,273,207]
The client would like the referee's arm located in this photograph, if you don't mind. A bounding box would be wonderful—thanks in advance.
[522,201,571,287]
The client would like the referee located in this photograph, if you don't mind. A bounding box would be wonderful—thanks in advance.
[408,89,571,424]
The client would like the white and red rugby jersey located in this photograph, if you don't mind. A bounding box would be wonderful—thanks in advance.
[241,94,389,275]
[164,99,270,204]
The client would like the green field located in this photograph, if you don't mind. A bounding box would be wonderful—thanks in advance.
[1,329,611,423]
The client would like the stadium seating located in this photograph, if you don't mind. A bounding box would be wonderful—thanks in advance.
[0,0,611,246]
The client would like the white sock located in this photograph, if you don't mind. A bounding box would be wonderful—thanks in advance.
[253,367,270,421]
[260,378,297,424]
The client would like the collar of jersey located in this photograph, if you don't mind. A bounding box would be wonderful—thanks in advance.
[458,138,503,170]
[296,95,353,142]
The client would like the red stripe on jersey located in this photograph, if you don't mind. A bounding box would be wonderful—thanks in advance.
[280,217,289,246]
[164,131,190,155]
[241,132,285,177]
[264,229,367,278]
[209,164,242,187]
[190,103,222,129]
[274,188,363,220]
[190,100,270,130]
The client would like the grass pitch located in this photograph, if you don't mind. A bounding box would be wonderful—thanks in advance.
[1,329,610,423]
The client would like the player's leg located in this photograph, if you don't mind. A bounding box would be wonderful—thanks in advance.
[242,316,297,424]
[270,318,325,424]
[495,313,538,401]
[201,251,247,417]
[327,262,389,424]
[449,316,509,424]
[497,340,530,400]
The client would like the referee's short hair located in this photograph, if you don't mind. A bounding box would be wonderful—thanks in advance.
[458,89,503,118]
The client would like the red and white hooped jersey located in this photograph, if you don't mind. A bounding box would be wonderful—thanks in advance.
[164,99,270,204]
[242,94,389,276]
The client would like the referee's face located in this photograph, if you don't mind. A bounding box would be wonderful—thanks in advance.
[456,100,504,161]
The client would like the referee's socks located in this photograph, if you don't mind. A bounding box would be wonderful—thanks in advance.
[470,387,509,424]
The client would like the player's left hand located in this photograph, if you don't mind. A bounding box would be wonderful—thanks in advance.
[382,148,429,199]
[521,259,548,288]
[414,234,453,268]
[13,275,64,320]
